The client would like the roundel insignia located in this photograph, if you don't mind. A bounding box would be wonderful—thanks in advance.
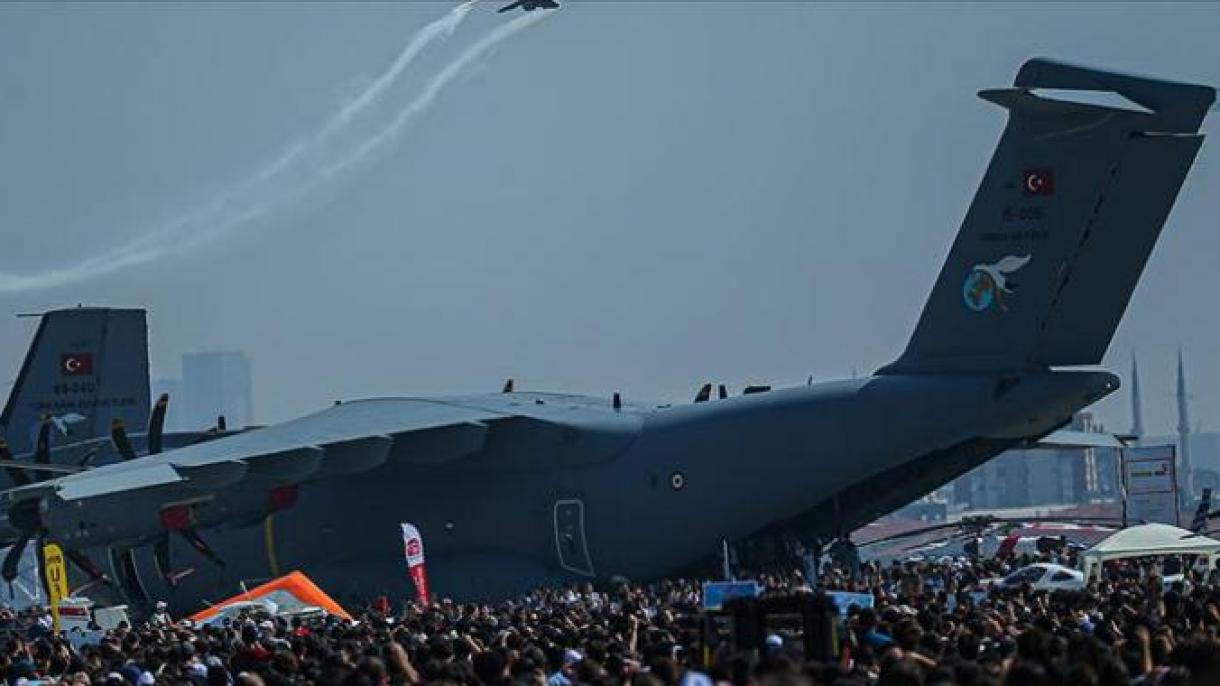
[670,472,685,490]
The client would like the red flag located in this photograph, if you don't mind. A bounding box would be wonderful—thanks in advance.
[1022,168,1054,196]
[401,523,430,606]
[60,353,94,376]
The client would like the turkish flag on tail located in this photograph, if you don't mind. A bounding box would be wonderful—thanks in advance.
[401,523,430,606]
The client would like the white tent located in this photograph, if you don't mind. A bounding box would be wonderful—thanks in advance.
[1081,523,1220,581]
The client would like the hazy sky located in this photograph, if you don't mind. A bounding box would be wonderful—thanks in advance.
[0,1,1216,435]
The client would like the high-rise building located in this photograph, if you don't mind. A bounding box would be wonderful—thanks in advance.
[180,351,253,430]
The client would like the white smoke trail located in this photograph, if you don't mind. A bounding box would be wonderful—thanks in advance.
[0,0,519,294]
[320,11,550,179]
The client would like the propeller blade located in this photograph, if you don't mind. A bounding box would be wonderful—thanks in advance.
[153,533,188,589]
[33,417,52,482]
[180,529,226,569]
[0,441,30,487]
[148,393,169,455]
[1,535,29,584]
[65,549,112,591]
[110,419,137,461]
[75,444,104,468]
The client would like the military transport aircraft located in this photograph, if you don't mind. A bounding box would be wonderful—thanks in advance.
[498,0,559,13]
[0,58,1213,608]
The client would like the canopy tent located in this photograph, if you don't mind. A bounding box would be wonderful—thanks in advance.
[1081,523,1220,581]
[187,571,351,625]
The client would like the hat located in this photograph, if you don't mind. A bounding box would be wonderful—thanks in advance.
[138,672,156,685]
[563,649,583,666]
[765,634,783,648]
[187,662,208,678]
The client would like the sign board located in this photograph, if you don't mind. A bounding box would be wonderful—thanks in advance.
[825,591,874,617]
[1124,445,1179,527]
[701,580,760,610]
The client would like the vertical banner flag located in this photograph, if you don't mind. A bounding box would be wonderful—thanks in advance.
[1123,445,1180,526]
[401,523,430,606]
[42,542,68,633]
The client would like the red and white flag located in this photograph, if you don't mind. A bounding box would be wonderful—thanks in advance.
[401,523,430,606]
[60,352,94,376]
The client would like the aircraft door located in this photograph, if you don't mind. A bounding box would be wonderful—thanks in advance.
[553,499,594,577]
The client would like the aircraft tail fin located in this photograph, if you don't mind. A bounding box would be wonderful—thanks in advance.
[885,59,1214,374]
[0,308,151,456]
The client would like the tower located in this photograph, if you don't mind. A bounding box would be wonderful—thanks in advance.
[1177,349,1194,500]
[1130,351,1144,438]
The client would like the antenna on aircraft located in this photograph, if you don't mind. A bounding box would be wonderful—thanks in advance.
[502,378,514,393]
[612,393,622,411]
[717,384,728,400]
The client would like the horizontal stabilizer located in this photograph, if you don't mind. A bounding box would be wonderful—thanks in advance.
[1036,429,1127,449]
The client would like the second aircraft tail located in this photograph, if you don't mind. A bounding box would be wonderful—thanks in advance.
[0,307,151,455]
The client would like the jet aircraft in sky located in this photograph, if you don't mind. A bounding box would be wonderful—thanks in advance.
[0,58,1213,608]
[498,0,559,13]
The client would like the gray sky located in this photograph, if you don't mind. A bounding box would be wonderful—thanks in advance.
[0,1,1216,435]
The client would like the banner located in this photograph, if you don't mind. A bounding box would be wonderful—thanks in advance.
[701,580,760,610]
[400,523,430,606]
[825,591,874,617]
[41,542,68,633]
[1124,445,1179,526]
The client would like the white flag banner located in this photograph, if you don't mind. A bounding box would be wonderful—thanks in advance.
[400,523,430,605]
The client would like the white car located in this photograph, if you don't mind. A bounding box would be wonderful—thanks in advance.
[987,563,1085,591]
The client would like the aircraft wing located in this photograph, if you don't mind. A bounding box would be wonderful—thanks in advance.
[4,394,641,550]
[43,398,511,501]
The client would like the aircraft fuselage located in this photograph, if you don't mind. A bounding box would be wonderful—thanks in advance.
[111,368,1114,607]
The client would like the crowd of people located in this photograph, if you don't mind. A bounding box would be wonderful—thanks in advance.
[0,549,1219,686]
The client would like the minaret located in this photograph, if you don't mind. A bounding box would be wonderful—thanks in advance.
[1130,352,1144,438]
[1177,349,1194,499]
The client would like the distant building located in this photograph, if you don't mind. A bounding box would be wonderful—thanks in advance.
[952,412,1118,509]
[180,351,253,430]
